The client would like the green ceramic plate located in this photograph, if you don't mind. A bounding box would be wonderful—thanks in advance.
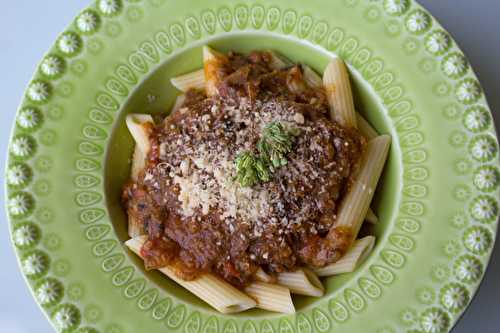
[6,0,499,332]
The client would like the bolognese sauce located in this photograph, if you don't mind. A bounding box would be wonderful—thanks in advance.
[122,51,365,287]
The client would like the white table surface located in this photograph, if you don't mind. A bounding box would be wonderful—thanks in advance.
[1,1,498,332]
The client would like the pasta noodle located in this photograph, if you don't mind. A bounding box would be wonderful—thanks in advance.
[255,268,275,283]
[130,144,146,182]
[127,213,144,238]
[256,268,324,297]
[171,69,205,92]
[277,268,324,297]
[244,282,295,314]
[203,46,226,96]
[267,50,292,70]
[125,114,154,155]
[301,64,323,89]
[286,66,307,95]
[126,151,146,238]
[365,207,378,224]
[127,114,153,237]
[314,236,376,276]
[125,236,257,314]
[356,113,378,140]
[170,94,186,115]
[323,57,357,128]
[334,135,391,240]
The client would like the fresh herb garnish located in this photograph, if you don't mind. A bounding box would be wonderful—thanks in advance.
[234,152,259,187]
[258,121,299,168]
[234,121,299,187]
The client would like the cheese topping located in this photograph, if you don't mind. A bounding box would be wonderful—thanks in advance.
[162,98,322,238]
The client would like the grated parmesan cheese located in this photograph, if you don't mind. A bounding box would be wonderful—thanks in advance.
[159,97,342,238]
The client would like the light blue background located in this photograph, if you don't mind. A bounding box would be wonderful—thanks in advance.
[0,1,498,332]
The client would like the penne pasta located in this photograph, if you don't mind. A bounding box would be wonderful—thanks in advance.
[255,267,275,283]
[130,144,146,182]
[267,50,292,70]
[277,268,324,297]
[170,94,186,115]
[125,114,154,155]
[314,236,376,276]
[323,57,357,128]
[255,267,324,297]
[301,64,323,89]
[356,113,378,140]
[127,114,153,237]
[203,46,226,97]
[127,213,144,238]
[333,135,391,240]
[286,66,307,95]
[365,207,379,224]
[125,236,256,314]
[128,143,146,237]
[244,282,295,314]
[171,69,205,92]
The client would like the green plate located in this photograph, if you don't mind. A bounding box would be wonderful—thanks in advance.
[6,0,499,332]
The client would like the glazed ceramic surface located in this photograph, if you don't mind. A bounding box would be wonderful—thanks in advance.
[5,0,499,332]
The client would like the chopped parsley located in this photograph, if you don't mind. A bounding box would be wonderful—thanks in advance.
[234,121,300,187]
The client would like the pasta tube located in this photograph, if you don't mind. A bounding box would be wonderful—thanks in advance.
[349,113,380,226]
[255,268,275,283]
[170,94,186,115]
[314,236,375,276]
[334,135,391,240]
[255,267,323,297]
[203,46,226,96]
[323,58,357,128]
[125,236,257,314]
[286,66,307,95]
[267,50,292,70]
[277,268,324,297]
[127,144,146,237]
[301,64,323,89]
[127,214,144,239]
[171,69,205,92]
[126,114,154,237]
[130,144,146,182]
[125,114,154,155]
[244,282,295,314]
[356,113,378,140]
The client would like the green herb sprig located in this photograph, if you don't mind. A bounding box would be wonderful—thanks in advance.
[234,121,300,187]
[258,121,300,168]
[234,152,270,187]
